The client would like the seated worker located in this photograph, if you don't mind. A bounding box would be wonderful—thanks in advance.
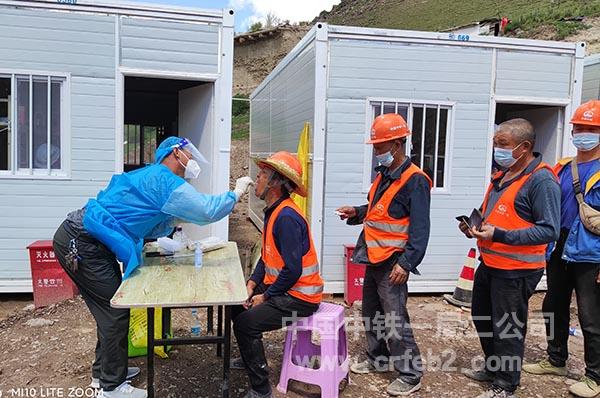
[53,137,254,398]
[232,151,324,398]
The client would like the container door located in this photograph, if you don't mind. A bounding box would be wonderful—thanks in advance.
[178,83,216,242]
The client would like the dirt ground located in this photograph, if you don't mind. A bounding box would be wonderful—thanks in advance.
[0,293,586,398]
[0,139,587,398]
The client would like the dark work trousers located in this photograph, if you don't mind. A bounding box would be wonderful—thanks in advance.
[232,285,319,394]
[362,262,423,385]
[543,229,600,383]
[471,264,542,393]
[53,219,129,391]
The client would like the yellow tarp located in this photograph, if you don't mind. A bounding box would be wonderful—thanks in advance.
[291,122,310,215]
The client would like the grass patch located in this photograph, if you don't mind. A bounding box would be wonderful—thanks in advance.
[232,112,249,140]
[504,2,600,38]
[322,0,600,35]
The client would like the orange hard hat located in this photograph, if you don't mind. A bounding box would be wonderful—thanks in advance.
[366,113,411,144]
[570,100,600,127]
[254,151,308,197]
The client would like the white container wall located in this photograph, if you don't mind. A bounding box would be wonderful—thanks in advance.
[0,0,235,292]
[583,54,600,102]
[250,23,585,293]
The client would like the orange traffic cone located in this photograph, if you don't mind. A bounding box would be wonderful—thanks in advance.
[443,248,477,308]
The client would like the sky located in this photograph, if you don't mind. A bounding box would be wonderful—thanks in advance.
[127,0,341,33]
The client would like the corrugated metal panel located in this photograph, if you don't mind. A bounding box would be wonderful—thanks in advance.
[0,8,115,78]
[0,6,116,281]
[249,41,316,224]
[322,39,493,286]
[582,62,600,102]
[496,50,573,98]
[120,16,219,74]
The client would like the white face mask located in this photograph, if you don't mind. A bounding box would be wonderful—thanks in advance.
[184,159,201,179]
[177,151,201,179]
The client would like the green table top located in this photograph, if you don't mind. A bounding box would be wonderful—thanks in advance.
[110,242,247,308]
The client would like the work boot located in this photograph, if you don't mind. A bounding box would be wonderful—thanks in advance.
[522,359,568,376]
[350,359,389,374]
[91,367,141,389]
[99,382,147,398]
[462,368,495,382]
[568,376,600,398]
[475,386,516,398]
[230,357,246,370]
[242,389,272,398]
[386,378,422,396]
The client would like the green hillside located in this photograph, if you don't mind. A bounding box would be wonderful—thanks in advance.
[316,0,600,39]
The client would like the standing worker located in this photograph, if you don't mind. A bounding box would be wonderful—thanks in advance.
[232,151,323,398]
[523,101,600,398]
[52,137,254,398]
[459,119,561,398]
[336,113,431,396]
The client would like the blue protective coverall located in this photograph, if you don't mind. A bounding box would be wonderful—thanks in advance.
[84,163,237,278]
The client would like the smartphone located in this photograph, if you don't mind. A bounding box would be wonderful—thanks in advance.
[455,215,471,228]
[469,208,484,230]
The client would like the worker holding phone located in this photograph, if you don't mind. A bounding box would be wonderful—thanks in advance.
[458,118,561,398]
[336,113,431,396]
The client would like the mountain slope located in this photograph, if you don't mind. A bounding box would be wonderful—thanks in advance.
[315,0,600,36]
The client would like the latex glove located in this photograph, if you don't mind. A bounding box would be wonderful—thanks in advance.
[234,176,254,201]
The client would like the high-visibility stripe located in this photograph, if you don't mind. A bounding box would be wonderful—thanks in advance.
[291,284,324,295]
[364,220,409,234]
[366,239,408,249]
[479,247,545,264]
[264,263,320,278]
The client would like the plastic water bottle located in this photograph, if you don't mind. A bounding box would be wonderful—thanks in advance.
[194,246,203,269]
[190,308,201,337]
[569,327,583,338]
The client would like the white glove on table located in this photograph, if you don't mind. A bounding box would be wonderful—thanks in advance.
[234,176,254,201]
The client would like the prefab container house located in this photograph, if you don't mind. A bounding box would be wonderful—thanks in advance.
[249,23,584,293]
[582,53,600,102]
[0,0,235,292]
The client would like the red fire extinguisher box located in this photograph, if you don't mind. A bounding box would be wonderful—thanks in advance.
[344,245,366,306]
[27,240,79,308]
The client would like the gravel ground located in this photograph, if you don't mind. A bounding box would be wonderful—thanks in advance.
[0,139,586,398]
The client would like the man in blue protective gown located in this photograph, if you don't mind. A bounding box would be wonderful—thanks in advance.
[52,137,254,398]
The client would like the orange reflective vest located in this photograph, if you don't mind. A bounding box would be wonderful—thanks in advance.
[364,163,432,264]
[262,198,324,304]
[478,163,556,271]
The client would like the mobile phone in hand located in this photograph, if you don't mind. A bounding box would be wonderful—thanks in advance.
[469,208,484,230]
[455,215,472,228]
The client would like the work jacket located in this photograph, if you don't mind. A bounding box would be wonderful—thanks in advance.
[553,157,600,263]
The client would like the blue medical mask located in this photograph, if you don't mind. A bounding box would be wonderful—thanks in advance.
[375,144,399,168]
[493,142,525,169]
[376,151,394,167]
[572,132,600,152]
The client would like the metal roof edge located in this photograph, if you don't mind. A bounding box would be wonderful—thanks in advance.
[584,53,600,66]
[0,0,226,23]
[327,24,580,55]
